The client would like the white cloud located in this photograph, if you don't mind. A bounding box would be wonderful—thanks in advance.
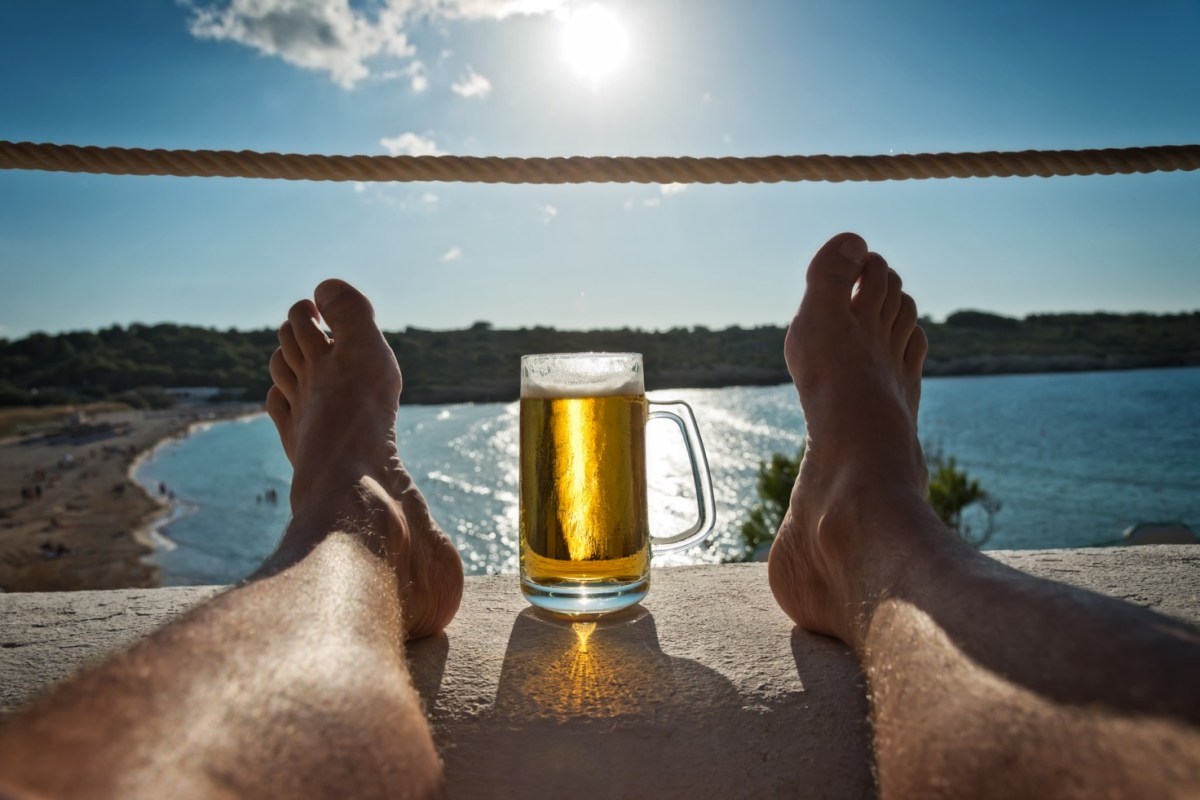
[187,0,567,89]
[422,192,440,204]
[442,245,463,262]
[353,182,366,192]
[188,0,413,89]
[380,131,444,156]
[451,66,492,98]
[624,184,687,211]
[375,59,425,90]
[538,203,557,224]
[400,59,429,91]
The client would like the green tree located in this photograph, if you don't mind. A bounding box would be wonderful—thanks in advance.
[734,442,999,560]
[736,449,802,561]
[924,443,1001,548]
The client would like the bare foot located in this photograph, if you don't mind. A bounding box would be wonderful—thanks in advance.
[768,233,940,646]
[263,279,463,639]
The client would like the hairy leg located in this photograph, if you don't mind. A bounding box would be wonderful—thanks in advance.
[0,280,464,799]
[769,233,1200,798]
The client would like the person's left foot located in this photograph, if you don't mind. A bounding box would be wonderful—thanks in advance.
[265,279,463,638]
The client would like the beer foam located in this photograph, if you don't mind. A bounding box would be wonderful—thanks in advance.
[521,353,645,398]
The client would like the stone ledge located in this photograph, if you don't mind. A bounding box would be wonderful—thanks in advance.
[1,547,1197,798]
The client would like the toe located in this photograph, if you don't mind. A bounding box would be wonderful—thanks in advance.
[851,254,889,315]
[904,324,929,374]
[269,348,298,402]
[881,268,903,327]
[892,294,919,360]
[314,279,378,344]
[265,385,289,432]
[288,298,329,358]
[278,321,304,370]
[265,386,295,462]
[805,233,868,300]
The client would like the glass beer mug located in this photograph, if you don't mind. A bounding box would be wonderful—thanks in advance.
[519,353,716,614]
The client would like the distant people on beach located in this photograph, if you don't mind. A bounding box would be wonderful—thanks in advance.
[39,542,69,560]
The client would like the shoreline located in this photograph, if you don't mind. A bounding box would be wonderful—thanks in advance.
[0,403,262,592]
[128,410,265,559]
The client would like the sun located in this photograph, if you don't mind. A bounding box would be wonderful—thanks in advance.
[562,5,628,81]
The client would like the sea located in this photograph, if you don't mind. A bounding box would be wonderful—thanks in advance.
[134,367,1200,586]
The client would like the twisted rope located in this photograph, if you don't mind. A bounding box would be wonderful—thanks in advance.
[2,141,1198,184]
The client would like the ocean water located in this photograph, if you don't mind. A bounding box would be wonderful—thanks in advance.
[135,367,1200,586]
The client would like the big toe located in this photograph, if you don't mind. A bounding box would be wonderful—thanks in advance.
[314,279,378,342]
[806,232,869,299]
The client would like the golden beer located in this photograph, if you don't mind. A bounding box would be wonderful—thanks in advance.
[519,352,715,614]
[519,393,650,587]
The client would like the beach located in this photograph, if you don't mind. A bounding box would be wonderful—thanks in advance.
[0,404,261,592]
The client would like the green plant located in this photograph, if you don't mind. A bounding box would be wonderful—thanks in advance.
[733,441,999,560]
[925,442,1001,548]
[735,448,803,561]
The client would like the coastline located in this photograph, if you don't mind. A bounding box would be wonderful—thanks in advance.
[0,403,262,592]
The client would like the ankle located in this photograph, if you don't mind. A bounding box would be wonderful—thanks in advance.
[811,483,946,646]
[845,497,979,648]
[265,475,401,572]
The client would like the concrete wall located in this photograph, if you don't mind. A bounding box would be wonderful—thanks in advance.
[1,548,1197,798]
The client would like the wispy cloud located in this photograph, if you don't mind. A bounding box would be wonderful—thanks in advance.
[440,0,567,18]
[451,66,492,98]
[623,184,687,211]
[538,203,557,224]
[442,245,463,262]
[410,64,429,92]
[380,131,443,156]
[186,0,567,89]
[379,60,428,91]
[422,192,440,205]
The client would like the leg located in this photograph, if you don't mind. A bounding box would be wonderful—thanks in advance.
[768,233,1200,797]
[0,280,464,799]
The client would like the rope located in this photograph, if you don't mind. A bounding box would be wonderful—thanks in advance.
[2,140,1198,184]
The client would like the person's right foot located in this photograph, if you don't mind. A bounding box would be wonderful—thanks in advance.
[768,232,935,646]
[264,279,463,639]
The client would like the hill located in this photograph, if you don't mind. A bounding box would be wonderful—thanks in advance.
[1,311,1197,407]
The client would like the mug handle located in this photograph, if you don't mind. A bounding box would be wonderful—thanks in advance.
[647,400,717,552]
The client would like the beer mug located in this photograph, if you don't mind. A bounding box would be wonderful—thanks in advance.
[519,353,716,614]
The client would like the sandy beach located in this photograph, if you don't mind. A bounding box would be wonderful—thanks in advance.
[0,404,261,592]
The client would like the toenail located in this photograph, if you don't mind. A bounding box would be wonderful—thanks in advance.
[839,237,868,265]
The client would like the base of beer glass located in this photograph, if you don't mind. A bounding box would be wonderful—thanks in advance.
[520,574,648,615]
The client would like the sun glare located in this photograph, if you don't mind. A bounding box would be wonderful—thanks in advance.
[562,5,628,81]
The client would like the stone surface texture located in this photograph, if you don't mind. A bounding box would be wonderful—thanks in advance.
[1,547,1197,798]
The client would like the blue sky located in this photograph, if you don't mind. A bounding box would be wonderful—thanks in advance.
[2,0,1198,339]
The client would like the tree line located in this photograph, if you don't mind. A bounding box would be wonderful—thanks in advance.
[1,310,1197,408]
